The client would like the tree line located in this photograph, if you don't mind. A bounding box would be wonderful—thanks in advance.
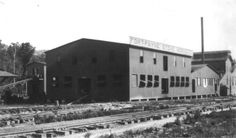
[0,40,45,76]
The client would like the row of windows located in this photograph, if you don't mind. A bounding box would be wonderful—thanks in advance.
[51,74,122,88]
[195,77,218,87]
[170,76,190,87]
[132,74,189,88]
[139,50,186,69]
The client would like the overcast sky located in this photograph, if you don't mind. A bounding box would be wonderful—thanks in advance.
[0,0,235,57]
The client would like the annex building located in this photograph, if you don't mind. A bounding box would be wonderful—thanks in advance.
[46,37,194,102]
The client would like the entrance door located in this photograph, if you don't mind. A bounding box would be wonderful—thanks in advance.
[78,78,91,101]
[192,79,196,92]
[161,78,169,94]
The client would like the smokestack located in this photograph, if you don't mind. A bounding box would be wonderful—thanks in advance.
[201,17,205,64]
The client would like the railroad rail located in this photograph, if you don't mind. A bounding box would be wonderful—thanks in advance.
[0,101,235,138]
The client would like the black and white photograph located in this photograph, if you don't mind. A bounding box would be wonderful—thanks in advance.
[0,0,236,137]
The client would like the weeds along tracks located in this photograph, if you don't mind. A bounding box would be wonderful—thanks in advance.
[0,101,235,137]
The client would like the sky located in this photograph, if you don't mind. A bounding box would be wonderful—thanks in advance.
[0,0,235,57]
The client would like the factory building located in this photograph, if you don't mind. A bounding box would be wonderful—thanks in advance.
[191,64,219,98]
[45,37,193,102]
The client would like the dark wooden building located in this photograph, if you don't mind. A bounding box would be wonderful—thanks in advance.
[46,37,193,102]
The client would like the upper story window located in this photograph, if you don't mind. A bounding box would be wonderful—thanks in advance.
[153,53,157,64]
[174,56,177,67]
[140,50,144,63]
[183,58,186,67]
[91,57,97,64]
[163,56,168,71]
[57,56,61,63]
[109,50,115,62]
[72,56,77,65]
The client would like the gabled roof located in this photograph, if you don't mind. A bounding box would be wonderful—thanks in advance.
[45,38,192,57]
[192,50,232,62]
[191,64,219,74]
[0,70,17,77]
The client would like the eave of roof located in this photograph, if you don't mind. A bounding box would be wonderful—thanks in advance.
[0,71,17,77]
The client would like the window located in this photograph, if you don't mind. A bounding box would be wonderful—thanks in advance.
[109,50,115,62]
[147,75,153,87]
[176,76,180,87]
[52,76,59,87]
[174,56,177,67]
[154,75,159,87]
[163,56,168,71]
[91,57,97,63]
[208,78,213,86]
[183,58,186,67]
[170,76,175,87]
[140,50,144,63]
[185,77,189,87]
[202,78,207,87]
[57,56,61,63]
[131,74,138,87]
[64,76,72,88]
[153,53,157,64]
[72,56,77,65]
[197,77,201,86]
[113,74,122,86]
[139,74,146,87]
[97,75,106,87]
[181,77,185,87]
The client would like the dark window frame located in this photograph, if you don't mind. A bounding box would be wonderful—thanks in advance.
[97,75,106,87]
[163,56,168,71]
[154,75,159,87]
[147,75,153,87]
[181,77,185,87]
[176,76,180,87]
[170,76,175,87]
[139,74,146,87]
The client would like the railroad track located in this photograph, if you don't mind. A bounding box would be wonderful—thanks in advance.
[0,101,235,138]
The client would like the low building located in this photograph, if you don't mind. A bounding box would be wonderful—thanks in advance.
[191,64,219,98]
[46,37,193,102]
[192,50,234,96]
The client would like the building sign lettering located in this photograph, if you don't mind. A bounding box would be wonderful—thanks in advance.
[129,36,193,56]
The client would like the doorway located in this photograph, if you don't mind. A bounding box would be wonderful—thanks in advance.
[77,78,91,101]
[192,79,196,92]
[161,78,169,94]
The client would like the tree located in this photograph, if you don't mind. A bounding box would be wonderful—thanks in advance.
[17,43,35,76]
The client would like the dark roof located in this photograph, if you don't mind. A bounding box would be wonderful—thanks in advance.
[192,50,232,62]
[191,64,219,74]
[0,70,17,77]
[45,38,192,57]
